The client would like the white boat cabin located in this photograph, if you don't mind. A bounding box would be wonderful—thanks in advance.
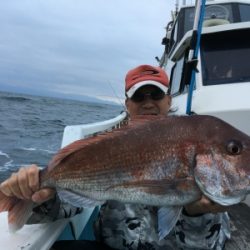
[161,0,250,136]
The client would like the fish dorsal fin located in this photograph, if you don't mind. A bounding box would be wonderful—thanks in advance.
[48,136,104,170]
[48,115,166,170]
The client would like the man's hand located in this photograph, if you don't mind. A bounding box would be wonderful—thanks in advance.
[184,195,228,216]
[0,164,55,203]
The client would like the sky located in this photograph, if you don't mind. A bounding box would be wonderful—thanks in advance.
[0,0,177,104]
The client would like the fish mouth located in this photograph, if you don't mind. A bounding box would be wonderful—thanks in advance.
[201,189,245,206]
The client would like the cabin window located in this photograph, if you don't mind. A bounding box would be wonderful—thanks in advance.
[200,30,250,86]
[182,7,195,37]
[173,2,250,45]
[181,4,233,41]
[239,4,250,21]
[168,20,179,54]
[169,56,185,96]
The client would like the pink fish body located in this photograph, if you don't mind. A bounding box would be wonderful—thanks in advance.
[1,115,250,233]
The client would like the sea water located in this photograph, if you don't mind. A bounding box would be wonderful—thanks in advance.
[0,91,122,182]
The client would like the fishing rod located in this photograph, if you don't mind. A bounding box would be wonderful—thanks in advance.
[107,80,126,109]
[185,0,206,115]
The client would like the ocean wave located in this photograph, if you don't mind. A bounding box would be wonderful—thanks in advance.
[0,160,18,182]
[1,96,31,102]
[48,119,63,124]
[21,147,56,154]
[21,147,36,151]
[2,159,13,168]
[0,151,12,172]
[0,151,10,158]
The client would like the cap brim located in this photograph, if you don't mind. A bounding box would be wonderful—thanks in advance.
[126,80,168,98]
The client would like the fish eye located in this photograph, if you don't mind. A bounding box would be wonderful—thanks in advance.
[226,140,243,155]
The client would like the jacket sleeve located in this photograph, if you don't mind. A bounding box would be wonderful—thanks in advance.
[26,194,83,224]
[174,211,231,249]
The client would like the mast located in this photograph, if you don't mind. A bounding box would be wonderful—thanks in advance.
[175,0,179,13]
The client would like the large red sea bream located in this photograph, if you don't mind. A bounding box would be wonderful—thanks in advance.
[0,115,249,238]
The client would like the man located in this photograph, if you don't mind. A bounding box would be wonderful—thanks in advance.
[0,65,230,249]
[94,65,230,250]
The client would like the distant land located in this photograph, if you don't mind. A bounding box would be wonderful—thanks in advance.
[0,86,122,107]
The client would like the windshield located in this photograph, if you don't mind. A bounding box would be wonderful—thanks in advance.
[201,30,250,86]
[176,3,250,44]
[181,4,233,41]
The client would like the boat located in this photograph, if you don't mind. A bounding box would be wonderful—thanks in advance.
[159,1,250,247]
[160,0,250,136]
[1,0,250,248]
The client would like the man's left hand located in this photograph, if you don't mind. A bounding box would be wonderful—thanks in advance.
[184,195,228,216]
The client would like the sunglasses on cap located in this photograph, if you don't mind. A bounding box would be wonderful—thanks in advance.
[130,89,166,102]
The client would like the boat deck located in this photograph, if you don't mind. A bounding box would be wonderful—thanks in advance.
[225,203,250,249]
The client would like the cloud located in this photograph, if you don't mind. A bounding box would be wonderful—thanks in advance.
[0,0,175,103]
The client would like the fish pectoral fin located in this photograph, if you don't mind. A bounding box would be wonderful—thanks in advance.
[158,206,182,240]
[57,189,104,208]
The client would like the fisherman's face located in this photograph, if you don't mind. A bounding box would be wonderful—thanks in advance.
[125,85,171,118]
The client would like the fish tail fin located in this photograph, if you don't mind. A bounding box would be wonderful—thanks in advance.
[0,191,33,232]
[0,190,18,212]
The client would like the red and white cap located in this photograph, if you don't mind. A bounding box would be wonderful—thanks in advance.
[125,64,169,98]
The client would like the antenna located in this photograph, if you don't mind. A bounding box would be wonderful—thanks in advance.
[175,0,179,13]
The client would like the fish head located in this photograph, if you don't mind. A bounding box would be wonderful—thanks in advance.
[194,117,250,206]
